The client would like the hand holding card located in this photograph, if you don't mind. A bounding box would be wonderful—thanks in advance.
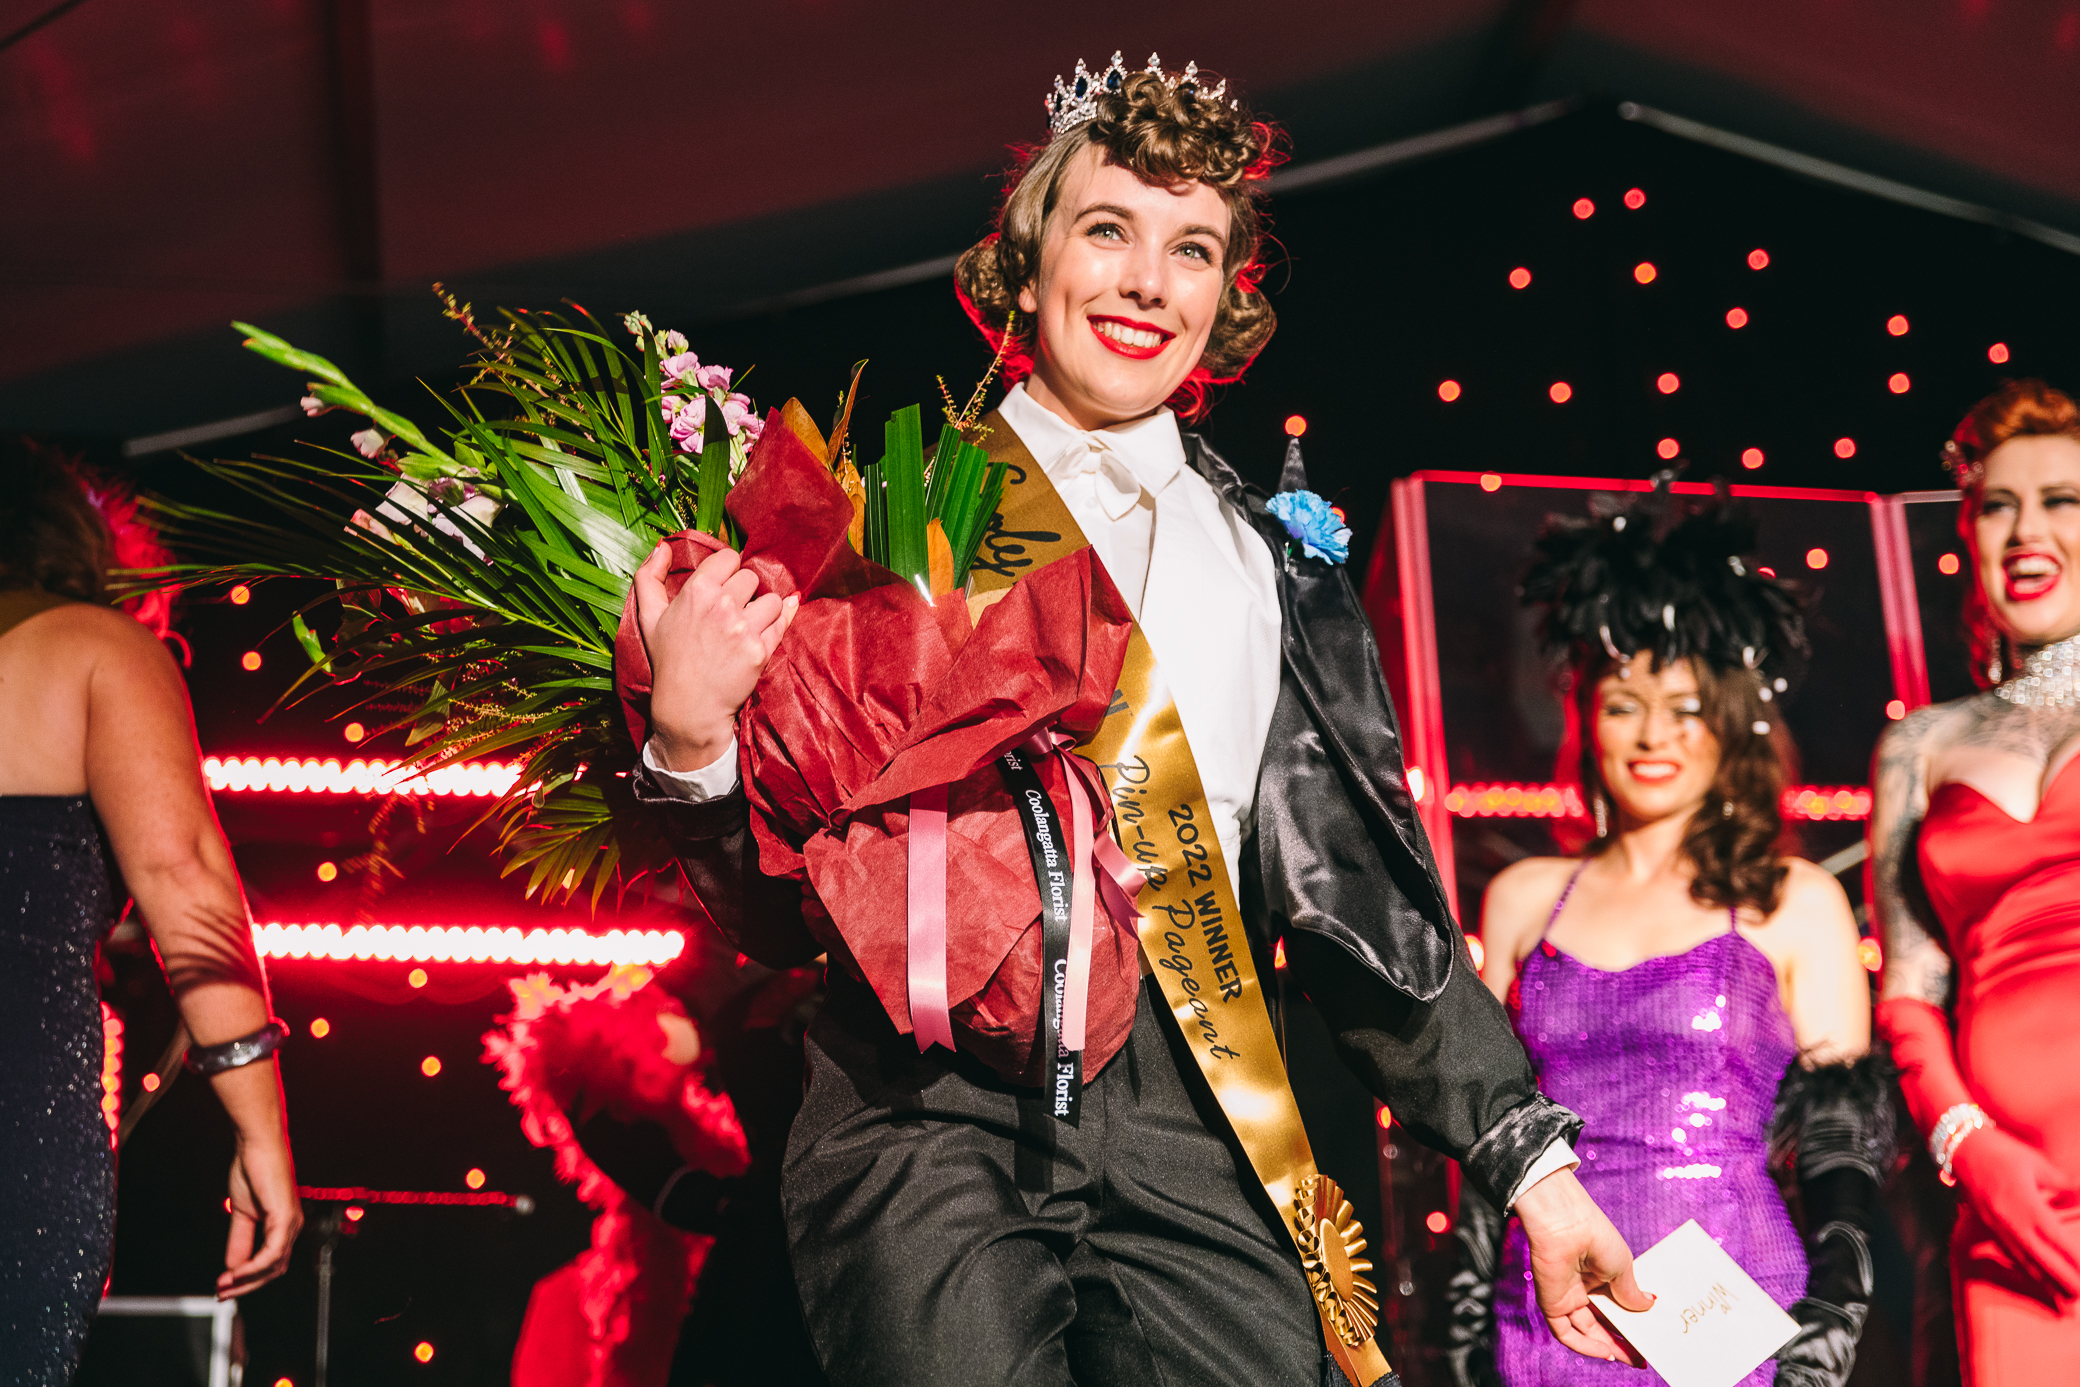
[1589,1220,1800,1387]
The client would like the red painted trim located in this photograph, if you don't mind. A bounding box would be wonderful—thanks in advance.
[1391,477,1456,915]
[1409,470,1877,505]
[1868,496,1933,711]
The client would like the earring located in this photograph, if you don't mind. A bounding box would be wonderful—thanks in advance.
[1989,634,2005,686]
[1721,798,1734,820]
[1593,793,1609,839]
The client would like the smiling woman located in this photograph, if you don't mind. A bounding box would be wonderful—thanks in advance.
[953,67,1281,424]
[1472,488,1883,1387]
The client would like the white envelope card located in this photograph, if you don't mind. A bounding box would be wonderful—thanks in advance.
[1587,1219,1800,1387]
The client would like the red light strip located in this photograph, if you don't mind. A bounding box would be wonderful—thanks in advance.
[299,1185,523,1208]
[253,922,685,966]
[100,1003,122,1142]
[1411,470,1877,505]
[1446,783,1872,822]
[203,756,522,797]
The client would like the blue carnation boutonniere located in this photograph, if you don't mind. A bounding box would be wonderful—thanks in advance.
[1266,489,1352,565]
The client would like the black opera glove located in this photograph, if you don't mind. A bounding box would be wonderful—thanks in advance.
[573,1109,737,1235]
[1769,1050,1898,1387]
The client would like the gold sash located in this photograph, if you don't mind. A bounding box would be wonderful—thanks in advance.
[968,414,1391,1386]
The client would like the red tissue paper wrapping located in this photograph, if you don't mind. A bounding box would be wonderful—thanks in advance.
[618,415,1142,1083]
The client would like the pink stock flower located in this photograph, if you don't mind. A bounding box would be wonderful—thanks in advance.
[720,395,755,436]
[661,330,688,354]
[659,351,702,387]
[667,399,706,452]
[695,363,733,392]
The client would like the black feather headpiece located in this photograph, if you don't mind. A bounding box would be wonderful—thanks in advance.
[1520,479,1806,681]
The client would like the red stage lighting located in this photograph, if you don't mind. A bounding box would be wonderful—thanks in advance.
[1887,315,1910,336]
[343,722,366,743]
[1426,1211,1452,1234]
[1549,382,1573,404]
[1725,307,1749,329]
[414,1342,435,1364]
[1938,553,1961,575]
[407,968,428,988]
[421,1056,442,1078]
[1989,342,2010,364]
[240,652,262,671]
[1747,248,1770,270]
[1284,414,1307,437]
[100,1003,121,1140]
[1834,438,1857,459]
[229,585,252,606]
[1634,262,1658,285]
[465,1168,487,1190]
[1572,197,1595,219]
[1806,547,1830,570]
[253,922,687,967]
[309,1018,331,1038]
[1889,372,1912,394]
[1444,781,1872,822]
[1657,438,1680,460]
[1741,448,1765,469]
[1480,473,1502,492]
[315,862,338,883]
[1656,372,1680,394]
[1438,379,1463,402]
[204,756,524,797]
[1886,700,1907,721]
[1508,267,1531,289]
[1624,187,1646,210]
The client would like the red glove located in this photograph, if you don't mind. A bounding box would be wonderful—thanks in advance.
[1950,1125,2080,1301]
[1879,997,2080,1301]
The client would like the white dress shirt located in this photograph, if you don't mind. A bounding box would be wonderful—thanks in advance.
[642,383,1574,1204]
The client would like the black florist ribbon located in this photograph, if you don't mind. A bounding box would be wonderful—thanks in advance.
[997,746,1082,1125]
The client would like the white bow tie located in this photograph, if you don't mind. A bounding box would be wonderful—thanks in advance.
[1070,440,1158,522]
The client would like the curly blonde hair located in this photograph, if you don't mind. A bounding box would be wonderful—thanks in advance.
[954,69,1284,420]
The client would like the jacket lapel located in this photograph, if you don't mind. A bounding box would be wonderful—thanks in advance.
[1183,434,1455,930]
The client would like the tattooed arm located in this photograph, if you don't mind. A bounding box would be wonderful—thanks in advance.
[1869,704,1952,1008]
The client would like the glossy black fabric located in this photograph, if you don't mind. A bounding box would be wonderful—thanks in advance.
[0,795,119,1385]
[783,972,1366,1387]
[1769,1052,1898,1387]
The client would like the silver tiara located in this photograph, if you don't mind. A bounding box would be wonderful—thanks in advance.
[1044,51,1233,138]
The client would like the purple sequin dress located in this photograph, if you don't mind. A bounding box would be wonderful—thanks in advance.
[1493,866,1806,1386]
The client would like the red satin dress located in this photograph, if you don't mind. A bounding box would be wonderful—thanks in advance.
[1918,766,2080,1381]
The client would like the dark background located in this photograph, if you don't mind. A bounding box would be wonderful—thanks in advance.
[11,2,2080,1383]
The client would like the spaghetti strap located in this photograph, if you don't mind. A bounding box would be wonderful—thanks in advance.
[1541,861,1590,941]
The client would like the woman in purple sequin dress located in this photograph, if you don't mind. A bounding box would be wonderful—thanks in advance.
[1474,495,1879,1387]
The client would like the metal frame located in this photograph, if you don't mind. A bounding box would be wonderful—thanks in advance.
[95,1296,240,1387]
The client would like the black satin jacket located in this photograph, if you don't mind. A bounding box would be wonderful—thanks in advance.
[636,432,1580,1204]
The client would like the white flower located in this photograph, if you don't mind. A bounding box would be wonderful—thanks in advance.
[350,428,388,459]
[373,479,499,560]
[301,395,326,417]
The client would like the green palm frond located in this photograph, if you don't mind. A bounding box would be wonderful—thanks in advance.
[151,303,725,906]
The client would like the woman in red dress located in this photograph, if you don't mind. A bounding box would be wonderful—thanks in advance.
[1873,379,2080,1383]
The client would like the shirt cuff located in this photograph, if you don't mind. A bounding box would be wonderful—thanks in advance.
[1506,1138,1581,1210]
[640,737,740,802]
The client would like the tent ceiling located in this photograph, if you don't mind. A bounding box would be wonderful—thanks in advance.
[5,0,2077,438]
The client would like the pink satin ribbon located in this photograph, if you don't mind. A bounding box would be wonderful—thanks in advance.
[905,734,1145,1056]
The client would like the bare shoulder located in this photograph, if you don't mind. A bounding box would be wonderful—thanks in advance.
[1481,856,1578,955]
[1754,858,1859,953]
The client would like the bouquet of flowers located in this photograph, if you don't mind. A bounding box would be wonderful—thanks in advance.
[171,296,1144,1084]
[156,296,1005,904]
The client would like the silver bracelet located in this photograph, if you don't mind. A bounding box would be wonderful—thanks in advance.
[1928,1101,1990,1186]
[184,1019,290,1075]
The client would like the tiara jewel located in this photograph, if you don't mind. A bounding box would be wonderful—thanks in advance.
[1043,51,1234,137]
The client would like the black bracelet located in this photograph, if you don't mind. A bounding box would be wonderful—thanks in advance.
[184,1019,290,1075]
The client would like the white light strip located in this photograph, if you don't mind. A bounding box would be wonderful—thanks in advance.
[253,923,684,967]
[204,757,523,797]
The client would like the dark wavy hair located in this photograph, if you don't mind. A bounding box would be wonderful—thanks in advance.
[0,444,112,603]
[1571,654,1790,916]
[953,67,1285,421]
[1526,485,1804,916]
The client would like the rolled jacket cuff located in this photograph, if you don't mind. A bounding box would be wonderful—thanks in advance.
[630,760,750,843]
[1461,1092,1585,1208]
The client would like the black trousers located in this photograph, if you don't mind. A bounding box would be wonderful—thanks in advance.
[782,973,1368,1387]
